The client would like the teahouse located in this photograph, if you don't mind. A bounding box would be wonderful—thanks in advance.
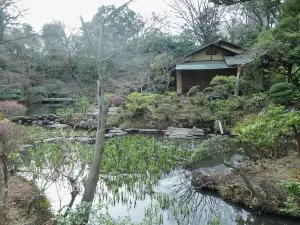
[175,40,244,94]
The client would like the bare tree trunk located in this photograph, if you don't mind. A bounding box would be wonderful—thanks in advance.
[292,125,300,157]
[287,64,293,83]
[81,81,106,203]
[0,156,8,225]
[234,65,242,96]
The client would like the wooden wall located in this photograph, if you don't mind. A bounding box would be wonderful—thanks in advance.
[181,68,237,92]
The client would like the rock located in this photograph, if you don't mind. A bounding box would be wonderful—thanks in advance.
[139,129,161,134]
[191,154,245,188]
[10,116,31,123]
[48,124,70,129]
[165,127,205,139]
[107,107,119,116]
[108,127,127,137]
[19,144,34,154]
[105,134,114,138]
[125,129,139,134]
[73,137,96,144]
[42,137,64,143]
[230,154,245,168]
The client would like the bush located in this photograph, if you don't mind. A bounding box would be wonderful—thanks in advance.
[155,103,177,121]
[128,92,158,105]
[243,93,268,113]
[28,86,48,100]
[187,86,200,97]
[190,136,236,164]
[0,101,26,118]
[0,88,24,101]
[28,80,66,101]
[269,82,296,105]
[210,75,236,94]
[0,120,21,153]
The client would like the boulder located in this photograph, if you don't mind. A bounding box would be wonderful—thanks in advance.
[165,127,205,139]
[139,129,161,134]
[191,154,245,188]
[19,144,34,154]
[48,124,70,129]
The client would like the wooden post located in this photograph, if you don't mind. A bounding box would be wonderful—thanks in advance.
[234,65,242,96]
[176,70,183,95]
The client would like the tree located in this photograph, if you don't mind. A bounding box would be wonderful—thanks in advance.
[252,0,300,84]
[42,21,80,83]
[79,1,138,217]
[212,0,251,5]
[269,82,296,105]
[150,53,175,93]
[167,0,225,45]
[0,0,35,45]
[0,119,21,224]
[235,104,300,159]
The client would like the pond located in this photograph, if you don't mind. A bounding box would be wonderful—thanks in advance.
[25,104,69,116]
[18,131,300,225]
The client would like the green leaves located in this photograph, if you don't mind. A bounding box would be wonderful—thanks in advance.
[269,82,297,105]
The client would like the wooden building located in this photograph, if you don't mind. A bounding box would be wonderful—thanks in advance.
[176,40,243,94]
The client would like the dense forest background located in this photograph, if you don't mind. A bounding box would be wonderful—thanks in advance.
[0,0,298,102]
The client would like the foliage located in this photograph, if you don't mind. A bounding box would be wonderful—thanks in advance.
[209,97,243,123]
[281,182,300,215]
[0,101,26,118]
[190,136,236,164]
[187,86,199,97]
[243,93,268,113]
[0,88,25,101]
[73,96,95,114]
[235,105,291,152]
[0,121,21,154]
[269,82,296,105]
[210,76,236,94]
[252,0,300,83]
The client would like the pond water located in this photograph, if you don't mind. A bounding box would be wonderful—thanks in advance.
[25,104,69,116]
[28,146,299,225]
[21,106,300,225]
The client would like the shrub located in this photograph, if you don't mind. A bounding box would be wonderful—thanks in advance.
[190,136,236,164]
[0,88,24,101]
[0,101,26,118]
[155,103,177,121]
[210,75,236,94]
[243,93,268,113]
[209,97,244,122]
[128,92,158,105]
[28,86,48,100]
[74,96,95,114]
[187,85,199,97]
[269,82,296,105]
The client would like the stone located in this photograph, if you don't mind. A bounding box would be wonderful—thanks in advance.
[48,124,70,129]
[73,137,96,144]
[165,127,205,139]
[191,154,245,187]
[107,107,119,116]
[19,144,34,154]
[125,129,139,134]
[42,120,50,125]
[139,129,161,134]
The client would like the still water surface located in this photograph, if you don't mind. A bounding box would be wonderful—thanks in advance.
[25,104,300,225]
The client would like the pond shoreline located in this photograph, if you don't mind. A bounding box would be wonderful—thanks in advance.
[191,152,300,219]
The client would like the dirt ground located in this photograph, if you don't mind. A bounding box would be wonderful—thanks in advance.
[6,176,53,225]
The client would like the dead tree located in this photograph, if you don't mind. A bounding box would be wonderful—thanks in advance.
[79,0,137,215]
[167,0,225,45]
